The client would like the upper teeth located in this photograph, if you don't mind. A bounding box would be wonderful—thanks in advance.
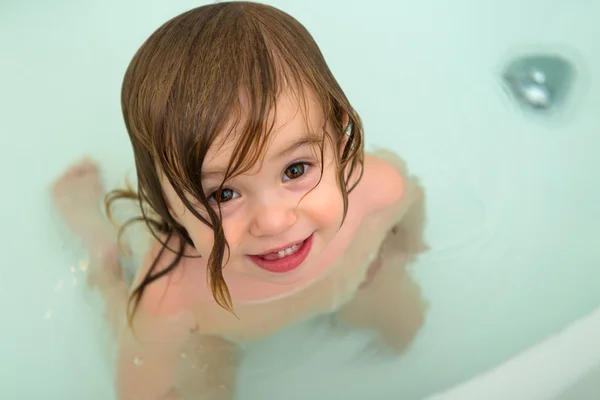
[277,244,298,258]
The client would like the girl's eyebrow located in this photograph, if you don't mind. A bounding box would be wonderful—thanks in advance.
[273,134,319,159]
[201,134,319,180]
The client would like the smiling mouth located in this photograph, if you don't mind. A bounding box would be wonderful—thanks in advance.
[257,241,304,260]
[248,234,314,273]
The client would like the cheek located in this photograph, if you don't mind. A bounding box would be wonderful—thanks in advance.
[305,184,345,228]
[181,214,215,252]
[183,212,246,255]
[221,217,246,248]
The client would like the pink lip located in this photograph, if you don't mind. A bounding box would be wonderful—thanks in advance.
[248,234,314,273]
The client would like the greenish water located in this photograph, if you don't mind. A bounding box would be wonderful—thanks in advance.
[1,1,599,399]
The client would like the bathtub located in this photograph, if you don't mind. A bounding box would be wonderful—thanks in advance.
[1,0,599,399]
[427,306,600,400]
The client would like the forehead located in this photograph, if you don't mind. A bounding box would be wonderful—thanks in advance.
[205,90,324,168]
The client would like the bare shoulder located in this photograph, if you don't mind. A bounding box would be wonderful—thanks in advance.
[358,148,427,253]
[133,234,202,329]
[353,148,416,214]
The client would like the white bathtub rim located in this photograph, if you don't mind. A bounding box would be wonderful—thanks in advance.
[426,305,600,400]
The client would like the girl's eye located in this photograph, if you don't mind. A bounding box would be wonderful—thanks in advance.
[283,162,310,181]
[208,188,239,204]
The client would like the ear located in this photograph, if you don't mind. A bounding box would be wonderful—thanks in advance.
[339,113,350,152]
[342,112,349,128]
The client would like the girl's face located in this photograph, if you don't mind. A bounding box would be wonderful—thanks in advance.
[161,92,345,285]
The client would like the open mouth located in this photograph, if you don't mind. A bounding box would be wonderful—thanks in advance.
[248,234,314,273]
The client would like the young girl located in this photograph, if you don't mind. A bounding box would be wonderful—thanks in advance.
[52,2,427,399]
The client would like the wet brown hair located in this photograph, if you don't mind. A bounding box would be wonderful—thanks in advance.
[107,1,364,323]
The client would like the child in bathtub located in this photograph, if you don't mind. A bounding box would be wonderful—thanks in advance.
[51,2,427,399]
